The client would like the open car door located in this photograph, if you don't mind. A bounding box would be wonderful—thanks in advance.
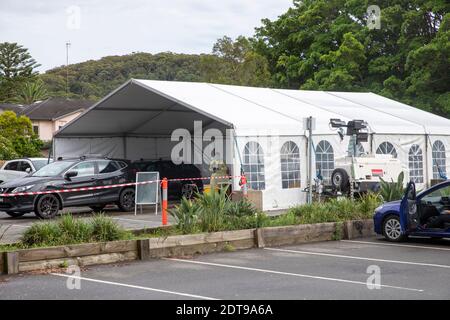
[400,181,419,232]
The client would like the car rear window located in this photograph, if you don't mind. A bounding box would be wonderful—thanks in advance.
[32,160,51,171]
[98,160,121,173]
[4,161,19,171]
[116,161,127,169]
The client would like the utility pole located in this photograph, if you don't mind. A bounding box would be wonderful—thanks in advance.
[66,41,71,95]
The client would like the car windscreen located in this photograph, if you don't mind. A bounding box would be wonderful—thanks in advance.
[32,159,53,171]
[32,161,77,177]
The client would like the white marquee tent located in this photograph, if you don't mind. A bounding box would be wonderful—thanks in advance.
[54,79,450,210]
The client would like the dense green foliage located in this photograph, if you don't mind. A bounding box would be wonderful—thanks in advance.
[170,187,258,233]
[0,111,43,159]
[380,172,406,201]
[0,42,41,103]
[170,189,381,234]
[2,1,448,117]
[12,79,48,105]
[252,0,449,117]
[21,214,131,248]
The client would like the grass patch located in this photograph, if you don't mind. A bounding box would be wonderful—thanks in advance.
[0,243,23,252]
[20,213,132,248]
[223,243,236,252]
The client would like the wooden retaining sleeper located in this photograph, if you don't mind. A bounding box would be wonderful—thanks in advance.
[1,219,374,275]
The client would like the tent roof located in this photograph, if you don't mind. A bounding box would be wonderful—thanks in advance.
[55,79,450,138]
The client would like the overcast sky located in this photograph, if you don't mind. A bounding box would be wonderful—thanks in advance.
[0,0,293,72]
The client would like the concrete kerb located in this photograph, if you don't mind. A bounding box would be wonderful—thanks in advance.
[1,219,374,275]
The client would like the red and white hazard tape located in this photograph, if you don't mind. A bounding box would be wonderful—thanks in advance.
[0,175,242,197]
[167,175,239,182]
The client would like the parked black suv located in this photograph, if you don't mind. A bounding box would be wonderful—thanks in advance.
[133,160,203,199]
[0,157,136,219]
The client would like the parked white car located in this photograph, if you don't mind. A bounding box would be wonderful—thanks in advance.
[1,158,51,173]
[0,158,52,184]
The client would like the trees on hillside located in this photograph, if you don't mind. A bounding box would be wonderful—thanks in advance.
[41,52,206,99]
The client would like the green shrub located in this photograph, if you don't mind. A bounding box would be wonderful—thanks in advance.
[289,203,338,224]
[380,172,405,202]
[262,212,299,227]
[169,197,201,234]
[22,221,63,247]
[90,214,130,242]
[21,213,130,247]
[357,193,383,218]
[58,214,92,244]
[225,198,257,217]
[196,188,229,232]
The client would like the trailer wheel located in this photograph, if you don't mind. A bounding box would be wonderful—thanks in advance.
[331,168,350,192]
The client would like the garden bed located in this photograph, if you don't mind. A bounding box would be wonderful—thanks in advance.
[1,191,379,275]
[1,219,374,275]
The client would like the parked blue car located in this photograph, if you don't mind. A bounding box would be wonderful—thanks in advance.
[374,180,450,241]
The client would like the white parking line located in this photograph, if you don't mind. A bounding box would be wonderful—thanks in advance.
[0,224,30,229]
[10,224,30,229]
[264,247,450,269]
[112,217,154,224]
[50,273,218,300]
[165,258,423,292]
[341,240,450,251]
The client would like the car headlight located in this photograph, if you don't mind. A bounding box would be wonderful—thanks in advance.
[11,185,35,193]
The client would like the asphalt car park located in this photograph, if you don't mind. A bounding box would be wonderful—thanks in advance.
[0,236,449,300]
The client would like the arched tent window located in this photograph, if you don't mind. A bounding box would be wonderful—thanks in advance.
[315,140,334,183]
[432,140,446,179]
[243,141,265,190]
[347,136,365,156]
[280,141,300,189]
[376,141,398,158]
[409,144,424,183]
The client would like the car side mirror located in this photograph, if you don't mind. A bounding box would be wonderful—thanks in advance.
[64,171,78,180]
[25,167,31,173]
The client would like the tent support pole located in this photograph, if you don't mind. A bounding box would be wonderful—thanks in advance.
[307,117,313,204]
[370,133,374,154]
[424,134,430,188]
[123,136,127,159]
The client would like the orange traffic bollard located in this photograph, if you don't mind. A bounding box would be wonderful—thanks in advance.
[161,177,168,226]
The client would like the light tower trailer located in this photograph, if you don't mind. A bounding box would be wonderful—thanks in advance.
[331,154,409,193]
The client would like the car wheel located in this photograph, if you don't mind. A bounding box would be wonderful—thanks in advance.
[117,188,135,212]
[331,168,350,192]
[34,194,60,219]
[89,205,106,212]
[382,215,406,242]
[5,211,26,218]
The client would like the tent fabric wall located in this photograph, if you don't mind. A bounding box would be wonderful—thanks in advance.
[427,135,450,179]
[54,137,125,159]
[233,135,307,211]
[55,135,232,179]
